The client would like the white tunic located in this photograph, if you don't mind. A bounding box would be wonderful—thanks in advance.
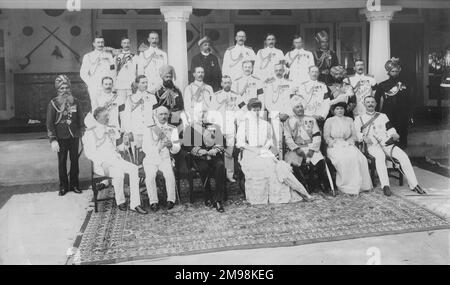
[183,81,214,122]
[222,44,256,80]
[123,90,157,135]
[264,77,294,115]
[348,73,377,117]
[80,50,116,97]
[136,46,167,92]
[231,74,264,108]
[92,90,121,129]
[285,48,315,85]
[254,47,285,82]
[354,112,397,146]
[114,51,137,90]
[295,79,330,119]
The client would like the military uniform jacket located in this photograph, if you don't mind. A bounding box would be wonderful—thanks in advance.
[313,49,339,84]
[348,73,377,117]
[142,122,181,165]
[46,97,85,142]
[285,48,315,85]
[375,77,411,120]
[189,52,222,92]
[231,74,264,109]
[80,50,116,90]
[284,115,321,151]
[115,51,137,90]
[183,81,214,116]
[222,45,256,80]
[181,122,226,159]
[123,90,157,135]
[354,112,398,146]
[254,47,285,82]
[264,77,294,115]
[295,79,331,119]
[137,46,167,90]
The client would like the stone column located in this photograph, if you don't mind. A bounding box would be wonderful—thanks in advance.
[160,6,192,90]
[360,6,402,82]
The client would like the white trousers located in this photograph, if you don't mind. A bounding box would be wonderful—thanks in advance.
[143,157,176,204]
[367,144,418,189]
[103,158,141,209]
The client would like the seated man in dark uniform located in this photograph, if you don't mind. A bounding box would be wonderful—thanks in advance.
[181,106,227,212]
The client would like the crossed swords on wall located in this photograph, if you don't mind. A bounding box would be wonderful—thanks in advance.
[19,26,81,70]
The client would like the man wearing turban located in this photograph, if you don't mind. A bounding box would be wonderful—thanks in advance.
[189,36,222,92]
[313,30,339,84]
[283,97,333,194]
[328,65,356,118]
[375,57,411,149]
[46,75,85,196]
[154,65,185,127]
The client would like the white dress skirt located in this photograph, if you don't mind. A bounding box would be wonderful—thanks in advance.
[240,148,308,204]
[324,116,372,195]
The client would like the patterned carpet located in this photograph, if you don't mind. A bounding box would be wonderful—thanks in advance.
[69,181,450,265]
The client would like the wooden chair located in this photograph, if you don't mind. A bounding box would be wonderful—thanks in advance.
[91,161,114,213]
[358,142,403,187]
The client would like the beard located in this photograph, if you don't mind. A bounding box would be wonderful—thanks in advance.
[56,91,74,106]
[332,76,344,83]
[163,79,175,89]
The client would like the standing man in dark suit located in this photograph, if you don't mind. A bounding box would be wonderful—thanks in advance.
[189,36,222,92]
[46,75,85,196]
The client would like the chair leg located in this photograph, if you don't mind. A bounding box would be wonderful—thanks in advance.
[399,171,404,186]
[92,184,99,213]
[188,172,194,204]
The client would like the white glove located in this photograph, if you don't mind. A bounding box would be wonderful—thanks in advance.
[51,141,60,152]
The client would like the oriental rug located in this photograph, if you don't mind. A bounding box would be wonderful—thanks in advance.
[68,181,450,265]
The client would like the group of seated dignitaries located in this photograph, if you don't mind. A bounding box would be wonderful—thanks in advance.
[70,31,428,215]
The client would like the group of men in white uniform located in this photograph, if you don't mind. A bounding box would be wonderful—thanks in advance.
[76,29,425,214]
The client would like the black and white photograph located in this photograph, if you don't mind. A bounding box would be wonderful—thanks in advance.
[0,0,449,269]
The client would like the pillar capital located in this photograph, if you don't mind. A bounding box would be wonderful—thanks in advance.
[160,6,192,22]
[360,5,402,22]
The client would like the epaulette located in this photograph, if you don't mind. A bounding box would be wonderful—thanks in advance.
[167,124,176,129]
[227,46,235,51]
[251,75,260,80]
[214,90,223,95]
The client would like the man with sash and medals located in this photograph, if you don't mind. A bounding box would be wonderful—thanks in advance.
[222,30,256,81]
[212,75,244,183]
[348,59,377,117]
[375,57,411,149]
[254,33,285,83]
[189,36,222,92]
[142,106,181,212]
[92,77,123,131]
[232,60,264,112]
[284,97,333,194]
[46,75,84,196]
[137,31,168,93]
[354,96,426,196]
[328,65,356,118]
[295,65,331,129]
[154,65,185,129]
[263,63,294,157]
[83,106,148,214]
[184,66,214,125]
[123,75,157,151]
[181,105,227,213]
[114,36,137,107]
[284,35,315,86]
[80,35,116,110]
[313,30,339,85]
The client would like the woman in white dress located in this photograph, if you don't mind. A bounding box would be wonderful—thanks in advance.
[323,102,372,195]
[236,98,312,204]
